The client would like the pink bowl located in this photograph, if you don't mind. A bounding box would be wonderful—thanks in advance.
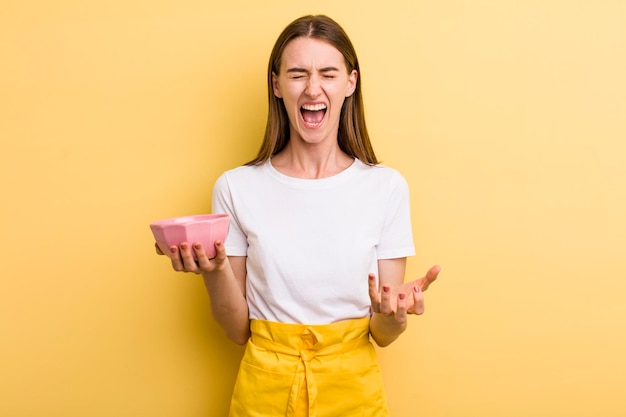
[150,214,230,260]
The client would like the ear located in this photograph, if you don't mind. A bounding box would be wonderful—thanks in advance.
[272,72,282,98]
[346,69,358,97]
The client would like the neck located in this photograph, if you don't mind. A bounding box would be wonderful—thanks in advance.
[272,142,354,179]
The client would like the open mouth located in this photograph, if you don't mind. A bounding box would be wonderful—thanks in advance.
[300,103,327,126]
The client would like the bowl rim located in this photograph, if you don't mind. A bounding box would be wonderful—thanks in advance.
[150,213,230,227]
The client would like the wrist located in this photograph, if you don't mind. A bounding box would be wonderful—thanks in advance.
[373,311,407,330]
[370,312,407,347]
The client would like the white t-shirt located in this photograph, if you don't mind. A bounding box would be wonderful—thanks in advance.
[211,158,415,325]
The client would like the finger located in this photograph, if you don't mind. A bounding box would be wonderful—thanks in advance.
[368,273,380,311]
[169,245,185,272]
[412,285,425,315]
[395,293,408,324]
[379,285,393,315]
[419,265,441,292]
[179,242,199,273]
[193,242,212,271]
[212,240,227,262]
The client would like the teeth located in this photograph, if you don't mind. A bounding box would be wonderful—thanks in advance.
[301,103,327,111]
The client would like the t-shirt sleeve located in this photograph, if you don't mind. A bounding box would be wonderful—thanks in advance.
[376,171,416,259]
[211,172,248,256]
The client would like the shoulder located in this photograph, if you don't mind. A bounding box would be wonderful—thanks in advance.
[214,163,267,188]
[354,160,409,187]
[219,163,265,180]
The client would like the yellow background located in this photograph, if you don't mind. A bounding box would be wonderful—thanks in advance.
[2,1,625,416]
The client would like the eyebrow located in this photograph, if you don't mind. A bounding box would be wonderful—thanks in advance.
[286,66,341,74]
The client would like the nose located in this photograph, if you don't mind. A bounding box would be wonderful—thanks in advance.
[305,74,322,97]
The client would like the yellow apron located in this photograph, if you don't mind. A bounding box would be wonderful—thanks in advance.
[228,317,390,417]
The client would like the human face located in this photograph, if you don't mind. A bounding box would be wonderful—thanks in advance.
[272,37,357,146]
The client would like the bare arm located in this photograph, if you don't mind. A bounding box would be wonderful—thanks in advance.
[164,241,250,345]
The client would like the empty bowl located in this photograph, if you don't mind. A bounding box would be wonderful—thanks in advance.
[150,214,230,260]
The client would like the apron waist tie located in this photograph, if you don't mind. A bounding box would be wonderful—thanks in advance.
[251,329,371,417]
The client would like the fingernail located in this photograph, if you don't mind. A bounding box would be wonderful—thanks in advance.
[399,293,406,300]
[170,247,177,254]
[383,286,390,293]
[180,243,188,250]
[193,243,201,250]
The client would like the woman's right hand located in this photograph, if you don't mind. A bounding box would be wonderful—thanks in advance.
[155,240,229,274]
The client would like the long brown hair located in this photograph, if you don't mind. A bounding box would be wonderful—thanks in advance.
[246,15,378,166]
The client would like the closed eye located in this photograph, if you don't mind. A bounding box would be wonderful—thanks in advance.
[286,68,308,79]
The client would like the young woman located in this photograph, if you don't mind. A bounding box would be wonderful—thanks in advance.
[158,15,440,417]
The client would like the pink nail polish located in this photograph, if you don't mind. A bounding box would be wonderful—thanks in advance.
[399,293,406,300]
[383,286,390,293]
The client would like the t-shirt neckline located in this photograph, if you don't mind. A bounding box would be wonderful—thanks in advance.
[266,158,362,189]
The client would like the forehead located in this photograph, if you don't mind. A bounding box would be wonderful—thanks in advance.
[280,37,347,72]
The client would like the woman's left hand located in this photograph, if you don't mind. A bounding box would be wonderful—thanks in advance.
[368,265,441,316]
